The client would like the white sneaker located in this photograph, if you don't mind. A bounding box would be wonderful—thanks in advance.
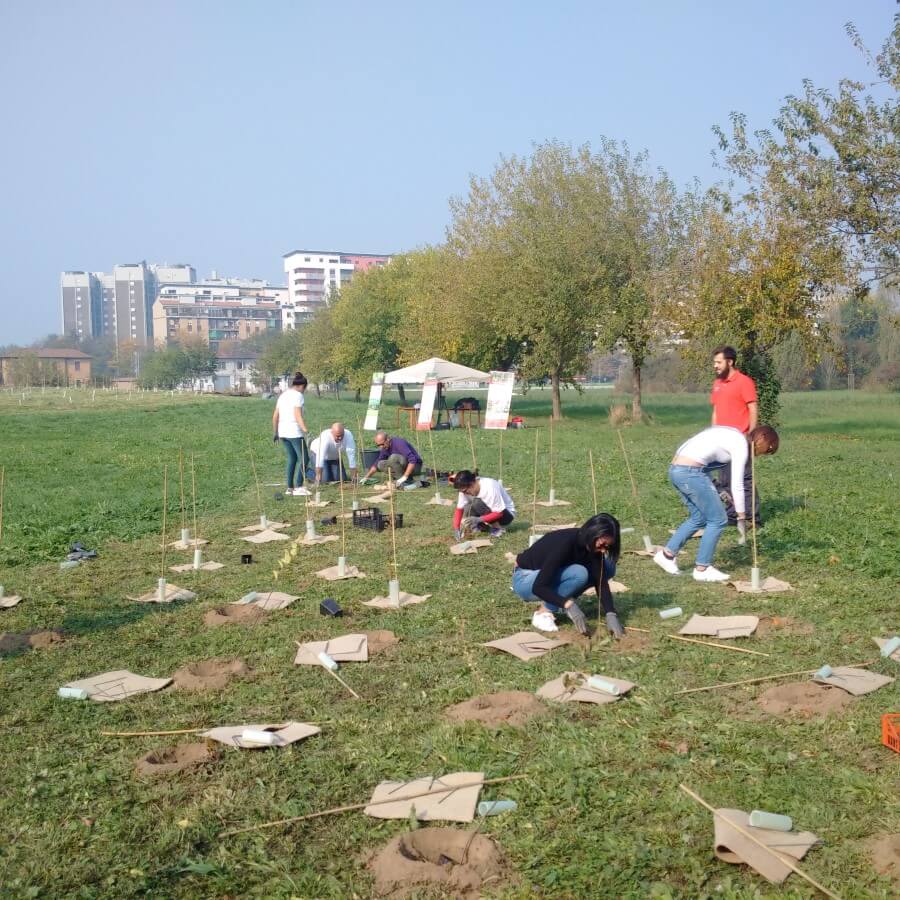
[531,610,559,632]
[693,565,730,582]
[292,486,311,496]
[653,549,680,576]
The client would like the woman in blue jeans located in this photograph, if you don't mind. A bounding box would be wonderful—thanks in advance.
[272,372,311,496]
[512,513,624,637]
[654,425,779,582]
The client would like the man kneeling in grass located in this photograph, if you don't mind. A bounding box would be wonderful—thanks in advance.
[451,470,515,539]
[512,513,624,638]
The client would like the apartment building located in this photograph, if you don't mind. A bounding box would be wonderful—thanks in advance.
[0,348,92,387]
[281,249,392,310]
[60,272,101,341]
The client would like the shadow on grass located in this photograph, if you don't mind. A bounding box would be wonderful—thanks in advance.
[61,601,173,637]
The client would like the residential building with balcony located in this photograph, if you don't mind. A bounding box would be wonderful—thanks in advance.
[281,249,392,310]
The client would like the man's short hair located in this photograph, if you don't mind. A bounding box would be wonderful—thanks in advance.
[713,345,737,362]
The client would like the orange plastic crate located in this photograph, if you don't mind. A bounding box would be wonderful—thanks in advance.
[882,714,900,753]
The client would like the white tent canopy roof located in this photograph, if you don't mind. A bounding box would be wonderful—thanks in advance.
[383,357,490,384]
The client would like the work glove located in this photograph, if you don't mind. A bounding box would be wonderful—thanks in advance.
[461,515,481,532]
[453,528,463,542]
[359,476,372,486]
[565,602,589,635]
[605,612,625,639]
[736,518,747,545]
[395,475,408,487]
[272,434,279,444]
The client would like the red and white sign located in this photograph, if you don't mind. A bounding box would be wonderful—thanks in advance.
[417,376,438,430]
[484,371,515,429]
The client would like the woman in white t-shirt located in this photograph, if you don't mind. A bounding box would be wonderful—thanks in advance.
[272,372,310,496]
[451,470,516,539]
[653,425,778,582]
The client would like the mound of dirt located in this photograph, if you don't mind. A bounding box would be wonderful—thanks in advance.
[446,691,548,729]
[613,631,652,654]
[134,742,220,778]
[866,833,900,881]
[173,658,251,691]
[0,630,65,655]
[364,630,399,656]
[756,681,853,718]
[755,616,814,637]
[367,827,511,898]
[203,605,268,627]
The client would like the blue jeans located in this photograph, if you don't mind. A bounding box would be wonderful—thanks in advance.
[282,437,308,489]
[310,452,347,483]
[512,563,590,614]
[666,464,728,567]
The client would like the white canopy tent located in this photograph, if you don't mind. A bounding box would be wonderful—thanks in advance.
[383,357,490,384]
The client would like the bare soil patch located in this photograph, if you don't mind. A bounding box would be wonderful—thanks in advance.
[134,742,220,778]
[613,631,652,653]
[203,605,268,627]
[865,833,900,882]
[445,690,548,729]
[755,616,814,637]
[0,630,65,655]
[364,630,399,656]
[367,827,512,898]
[173,658,251,691]
[756,681,853,719]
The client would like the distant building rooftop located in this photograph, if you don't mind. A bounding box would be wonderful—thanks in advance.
[216,346,260,360]
[0,348,92,360]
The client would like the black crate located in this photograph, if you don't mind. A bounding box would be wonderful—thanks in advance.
[352,507,404,532]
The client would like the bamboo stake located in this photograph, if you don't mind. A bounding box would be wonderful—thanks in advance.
[160,465,168,577]
[672,661,876,696]
[678,784,842,900]
[190,453,199,541]
[665,634,770,657]
[220,773,528,836]
[548,418,555,496]
[428,427,439,484]
[248,441,263,520]
[498,428,504,484]
[751,444,758,567]
[102,728,202,737]
[0,465,4,544]
[616,429,648,534]
[178,448,186,532]
[388,479,399,582]
[324,664,360,699]
[625,625,651,633]
[467,422,477,471]
[530,428,539,539]
[589,449,598,515]
[338,453,347,559]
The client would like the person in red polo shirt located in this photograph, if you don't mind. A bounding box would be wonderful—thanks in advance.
[710,346,760,526]
[710,345,758,433]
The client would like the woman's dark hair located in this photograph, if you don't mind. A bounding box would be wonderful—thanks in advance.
[453,469,477,490]
[577,513,621,563]
[291,372,308,387]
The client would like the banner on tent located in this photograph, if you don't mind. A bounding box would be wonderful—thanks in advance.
[364,372,385,431]
[484,371,515,429]
[417,375,439,430]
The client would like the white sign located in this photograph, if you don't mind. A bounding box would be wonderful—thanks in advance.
[484,371,515,429]
[364,372,385,431]
[417,375,438,430]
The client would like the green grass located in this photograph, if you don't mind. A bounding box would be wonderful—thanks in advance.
[0,386,898,898]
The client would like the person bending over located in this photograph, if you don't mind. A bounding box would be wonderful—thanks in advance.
[272,372,310,496]
[512,513,624,638]
[361,431,423,487]
[653,425,779,582]
[451,470,515,539]
[311,422,357,484]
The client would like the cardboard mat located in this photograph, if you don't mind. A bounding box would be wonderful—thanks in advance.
[365,772,484,822]
[812,666,894,696]
[364,592,431,609]
[130,583,196,603]
[679,614,759,639]
[536,671,635,705]
[200,721,320,748]
[450,539,493,555]
[0,595,23,609]
[315,564,367,580]
[481,631,566,662]
[243,528,291,544]
[240,521,290,532]
[233,591,299,611]
[295,633,368,666]
[63,670,171,702]
[170,561,224,572]
[730,576,793,593]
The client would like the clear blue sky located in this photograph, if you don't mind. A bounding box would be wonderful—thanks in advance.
[0,1,894,345]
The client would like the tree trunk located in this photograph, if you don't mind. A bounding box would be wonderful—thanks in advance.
[314,382,321,398]
[355,389,361,402]
[397,384,407,404]
[632,362,642,421]
[550,370,562,420]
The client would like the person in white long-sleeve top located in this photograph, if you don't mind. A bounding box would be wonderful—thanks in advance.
[310,422,357,484]
[653,425,779,582]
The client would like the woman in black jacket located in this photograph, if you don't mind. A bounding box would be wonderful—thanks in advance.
[512,513,624,637]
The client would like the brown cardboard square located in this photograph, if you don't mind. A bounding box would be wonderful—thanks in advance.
[167,538,209,550]
[532,522,577,532]
[243,528,291,544]
[714,808,819,884]
[365,772,484,822]
[679,614,759,639]
[874,637,900,662]
[730,576,794,593]
[481,631,566,662]
[130,583,196,603]
[315,564,367,580]
[813,666,894,696]
[296,534,339,546]
[364,592,431,609]
[582,580,628,596]
[294,633,369,666]
[63,669,172,702]
[450,539,493,555]
[233,591,299,611]
[239,521,290,532]
[536,671,634,705]
[536,498,571,507]
[170,561,224,573]
[200,721,320,748]
[425,496,455,506]
[0,595,23,609]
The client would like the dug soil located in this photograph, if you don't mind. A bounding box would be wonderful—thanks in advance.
[173,658,251,691]
[865,833,900,882]
[0,630,65,655]
[445,690,548,729]
[756,681,853,718]
[367,827,512,898]
[363,630,399,656]
[755,616,814,637]
[134,742,220,777]
[203,605,268,627]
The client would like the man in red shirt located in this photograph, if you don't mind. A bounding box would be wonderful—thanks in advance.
[710,346,758,433]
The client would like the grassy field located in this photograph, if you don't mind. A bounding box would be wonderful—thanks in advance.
[0,386,898,898]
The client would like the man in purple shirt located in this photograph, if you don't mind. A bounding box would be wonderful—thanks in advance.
[361,431,424,486]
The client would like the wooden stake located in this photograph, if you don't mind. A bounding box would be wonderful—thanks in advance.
[624,625,651,633]
[672,660,876,696]
[338,454,347,559]
[190,453,199,541]
[388,479,399,581]
[498,428,504,484]
[160,464,168,577]
[548,417,555,495]
[220,773,528,836]
[589,449,598,515]
[751,444,758,568]
[666,634,770,657]
[467,422,477,471]
[102,728,202,737]
[678,784,843,900]
[248,441,263,519]
[616,429,647,534]
[178,448,186,531]
[428,427,439,484]
[530,428,539,538]
[0,465,5,545]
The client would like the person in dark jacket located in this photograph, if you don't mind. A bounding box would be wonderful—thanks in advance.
[512,513,624,637]
[360,431,423,486]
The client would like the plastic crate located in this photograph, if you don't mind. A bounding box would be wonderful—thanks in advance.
[882,713,900,753]
[352,507,404,533]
